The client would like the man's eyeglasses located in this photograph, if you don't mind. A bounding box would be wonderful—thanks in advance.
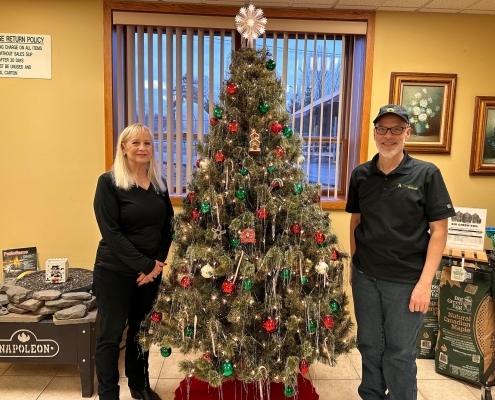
[374,126,409,135]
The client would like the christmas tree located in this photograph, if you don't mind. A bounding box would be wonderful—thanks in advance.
[139,5,355,397]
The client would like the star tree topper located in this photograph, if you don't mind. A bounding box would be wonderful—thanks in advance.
[235,4,267,48]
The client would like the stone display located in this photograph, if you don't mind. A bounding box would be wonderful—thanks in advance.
[0,268,95,321]
[6,286,32,304]
[54,304,87,320]
[17,299,43,312]
[32,290,61,301]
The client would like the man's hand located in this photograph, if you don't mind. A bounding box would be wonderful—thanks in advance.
[409,281,430,313]
[136,260,165,287]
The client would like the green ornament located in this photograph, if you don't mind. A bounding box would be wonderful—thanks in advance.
[184,325,194,338]
[236,189,247,200]
[201,201,211,213]
[242,278,253,291]
[283,385,295,397]
[317,241,327,248]
[221,360,234,376]
[160,347,172,357]
[213,107,223,119]
[231,237,241,248]
[294,183,303,195]
[308,320,317,333]
[259,102,270,114]
[171,232,176,240]
[267,165,275,174]
[282,126,293,138]
[240,168,249,176]
[301,276,308,285]
[330,300,340,313]
[281,268,291,280]
[266,59,276,71]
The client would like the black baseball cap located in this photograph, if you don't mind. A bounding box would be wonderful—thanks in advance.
[373,104,410,124]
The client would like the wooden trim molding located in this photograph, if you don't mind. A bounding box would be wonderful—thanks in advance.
[360,12,374,165]
[103,2,115,171]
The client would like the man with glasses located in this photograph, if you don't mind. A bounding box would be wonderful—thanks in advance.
[346,104,455,400]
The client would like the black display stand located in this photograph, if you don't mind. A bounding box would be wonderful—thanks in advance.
[0,311,98,398]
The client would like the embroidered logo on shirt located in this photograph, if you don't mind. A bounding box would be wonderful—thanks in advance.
[397,183,418,190]
[447,204,452,209]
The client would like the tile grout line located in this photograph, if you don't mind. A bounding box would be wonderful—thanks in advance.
[153,356,166,391]
[35,365,62,400]
[1,363,14,376]
[347,353,362,379]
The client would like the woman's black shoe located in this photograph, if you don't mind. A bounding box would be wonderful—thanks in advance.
[129,387,162,400]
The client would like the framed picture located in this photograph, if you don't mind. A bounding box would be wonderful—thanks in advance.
[389,72,457,153]
[469,96,495,175]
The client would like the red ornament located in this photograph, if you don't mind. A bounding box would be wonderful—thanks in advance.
[187,192,196,204]
[299,358,309,375]
[241,228,256,243]
[210,117,219,126]
[322,315,334,328]
[331,248,340,261]
[257,207,269,219]
[222,280,235,295]
[263,317,277,333]
[226,83,238,95]
[191,209,200,220]
[270,122,283,134]
[214,151,226,163]
[228,121,239,133]
[203,353,213,362]
[181,276,192,288]
[315,232,325,244]
[313,194,321,203]
[151,311,162,323]
[196,158,201,168]
[290,223,301,234]
[274,147,285,158]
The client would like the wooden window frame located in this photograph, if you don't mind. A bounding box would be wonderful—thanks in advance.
[103,1,375,209]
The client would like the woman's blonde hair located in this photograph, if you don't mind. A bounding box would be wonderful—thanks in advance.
[112,123,166,192]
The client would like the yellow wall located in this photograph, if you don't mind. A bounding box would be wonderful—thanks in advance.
[1,2,495,283]
[0,0,104,278]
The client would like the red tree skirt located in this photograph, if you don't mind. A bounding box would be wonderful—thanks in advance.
[174,374,319,400]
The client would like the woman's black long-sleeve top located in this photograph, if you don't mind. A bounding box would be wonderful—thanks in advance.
[93,172,174,277]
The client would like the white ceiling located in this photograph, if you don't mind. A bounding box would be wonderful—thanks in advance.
[148,0,495,14]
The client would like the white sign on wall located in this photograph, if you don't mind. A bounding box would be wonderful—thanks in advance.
[446,206,487,251]
[0,33,51,79]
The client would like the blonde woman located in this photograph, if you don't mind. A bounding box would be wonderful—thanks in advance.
[93,123,173,400]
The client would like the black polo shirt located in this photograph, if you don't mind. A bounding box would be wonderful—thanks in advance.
[346,151,455,284]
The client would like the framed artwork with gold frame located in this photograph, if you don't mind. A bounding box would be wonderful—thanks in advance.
[389,72,457,153]
[469,96,495,175]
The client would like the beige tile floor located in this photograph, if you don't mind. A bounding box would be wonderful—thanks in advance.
[0,346,491,400]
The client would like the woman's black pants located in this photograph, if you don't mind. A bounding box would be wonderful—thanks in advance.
[93,267,161,400]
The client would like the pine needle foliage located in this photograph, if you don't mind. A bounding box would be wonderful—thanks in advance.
[139,46,355,392]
